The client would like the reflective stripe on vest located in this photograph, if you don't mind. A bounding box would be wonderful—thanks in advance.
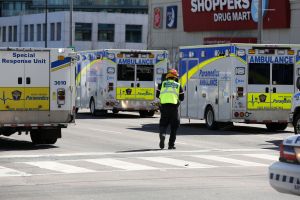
[159,80,180,104]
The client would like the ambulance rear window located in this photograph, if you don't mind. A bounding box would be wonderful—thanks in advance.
[117,64,135,81]
[248,63,270,85]
[136,65,154,81]
[272,64,293,85]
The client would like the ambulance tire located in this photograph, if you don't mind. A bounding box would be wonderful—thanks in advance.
[293,113,300,134]
[90,99,97,116]
[205,107,219,130]
[30,130,57,145]
[265,123,288,132]
[75,107,79,114]
[112,109,119,114]
[139,110,155,118]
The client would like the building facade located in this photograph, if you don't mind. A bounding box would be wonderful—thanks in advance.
[0,11,148,50]
[148,0,300,67]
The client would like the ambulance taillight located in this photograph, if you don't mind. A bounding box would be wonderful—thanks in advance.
[57,88,65,106]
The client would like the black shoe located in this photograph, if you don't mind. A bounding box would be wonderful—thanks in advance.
[159,136,165,149]
[168,146,176,150]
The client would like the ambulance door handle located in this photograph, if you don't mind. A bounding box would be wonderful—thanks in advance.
[26,77,31,85]
[18,77,22,84]
[273,87,276,93]
[265,87,269,93]
[137,83,140,87]
[131,83,134,87]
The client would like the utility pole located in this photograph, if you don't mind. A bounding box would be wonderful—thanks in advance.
[69,0,73,47]
[257,0,263,44]
[45,0,48,48]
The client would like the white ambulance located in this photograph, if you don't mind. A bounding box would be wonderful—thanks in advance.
[0,48,76,144]
[179,43,299,131]
[75,49,169,117]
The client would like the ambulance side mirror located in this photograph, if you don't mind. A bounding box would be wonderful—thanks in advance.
[297,77,300,90]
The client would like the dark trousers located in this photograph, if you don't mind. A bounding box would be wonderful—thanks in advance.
[159,104,180,147]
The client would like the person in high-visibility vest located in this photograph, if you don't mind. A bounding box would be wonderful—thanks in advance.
[156,69,184,149]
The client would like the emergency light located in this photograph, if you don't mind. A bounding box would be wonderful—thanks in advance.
[279,143,300,164]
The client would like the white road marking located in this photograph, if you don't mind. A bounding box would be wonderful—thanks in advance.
[139,157,215,169]
[241,154,278,161]
[0,166,30,177]
[0,149,272,159]
[87,128,122,134]
[86,158,157,171]
[24,161,96,173]
[192,155,267,167]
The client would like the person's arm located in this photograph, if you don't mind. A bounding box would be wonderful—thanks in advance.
[156,83,162,98]
[179,85,184,101]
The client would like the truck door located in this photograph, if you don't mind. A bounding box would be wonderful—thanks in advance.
[116,64,136,100]
[0,51,25,111]
[187,59,199,118]
[247,61,294,110]
[180,60,188,117]
[218,80,231,120]
[136,64,155,100]
[24,51,50,111]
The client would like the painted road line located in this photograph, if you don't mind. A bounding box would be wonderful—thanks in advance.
[0,166,29,177]
[241,154,278,161]
[138,157,215,169]
[86,158,157,171]
[192,155,267,167]
[24,161,96,174]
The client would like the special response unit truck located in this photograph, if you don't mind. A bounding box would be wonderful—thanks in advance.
[0,48,76,144]
[75,49,169,117]
[179,43,299,131]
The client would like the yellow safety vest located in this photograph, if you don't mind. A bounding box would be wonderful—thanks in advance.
[159,80,180,104]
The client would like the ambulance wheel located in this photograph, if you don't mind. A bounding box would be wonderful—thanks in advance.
[293,113,300,134]
[205,107,219,130]
[30,130,57,145]
[112,109,119,114]
[90,99,96,116]
[75,107,79,114]
[139,110,155,117]
[266,123,288,131]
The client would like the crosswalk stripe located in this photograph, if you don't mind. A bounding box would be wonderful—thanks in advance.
[192,155,267,167]
[0,166,30,177]
[85,158,157,171]
[138,157,216,169]
[241,154,278,161]
[24,161,96,173]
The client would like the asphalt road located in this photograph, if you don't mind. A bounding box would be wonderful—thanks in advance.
[0,111,299,200]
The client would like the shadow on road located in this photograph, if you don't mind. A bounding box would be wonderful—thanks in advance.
[0,136,57,151]
[128,122,293,136]
[116,148,162,153]
[76,112,158,119]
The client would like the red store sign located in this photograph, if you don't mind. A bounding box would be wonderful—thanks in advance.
[182,0,290,32]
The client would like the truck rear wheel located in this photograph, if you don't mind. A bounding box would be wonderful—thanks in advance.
[293,113,300,134]
[30,130,58,145]
[90,99,96,116]
[139,110,155,117]
[205,107,218,130]
[265,123,288,131]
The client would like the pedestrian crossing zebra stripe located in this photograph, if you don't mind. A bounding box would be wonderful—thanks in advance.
[192,155,267,167]
[139,157,216,169]
[24,161,97,173]
[241,154,278,161]
[85,158,158,171]
[0,166,30,177]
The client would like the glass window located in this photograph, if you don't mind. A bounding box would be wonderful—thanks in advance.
[1,27,5,42]
[272,64,293,85]
[8,26,12,42]
[50,23,55,41]
[98,24,114,42]
[24,25,28,41]
[37,24,41,41]
[13,26,17,42]
[136,65,154,81]
[117,64,135,81]
[248,63,270,85]
[75,23,92,41]
[125,25,142,43]
[30,24,34,41]
[43,23,46,41]
[56,22,61,41]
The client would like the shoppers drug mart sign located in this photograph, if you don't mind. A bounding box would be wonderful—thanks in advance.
[182,0,290,32]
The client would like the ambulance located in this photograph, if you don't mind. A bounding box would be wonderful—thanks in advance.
[179,43,299,131]
[75,49,169,117]
[0,48,76,144]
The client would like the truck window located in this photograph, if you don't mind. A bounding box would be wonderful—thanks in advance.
[248,63,270,85]
[136,65,154,81]
[117,64,135,81]
[272,64,293,85]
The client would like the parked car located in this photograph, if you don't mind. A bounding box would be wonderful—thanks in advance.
[269,135,300,196]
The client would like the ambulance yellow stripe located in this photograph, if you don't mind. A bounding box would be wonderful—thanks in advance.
[51,63,70,72]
